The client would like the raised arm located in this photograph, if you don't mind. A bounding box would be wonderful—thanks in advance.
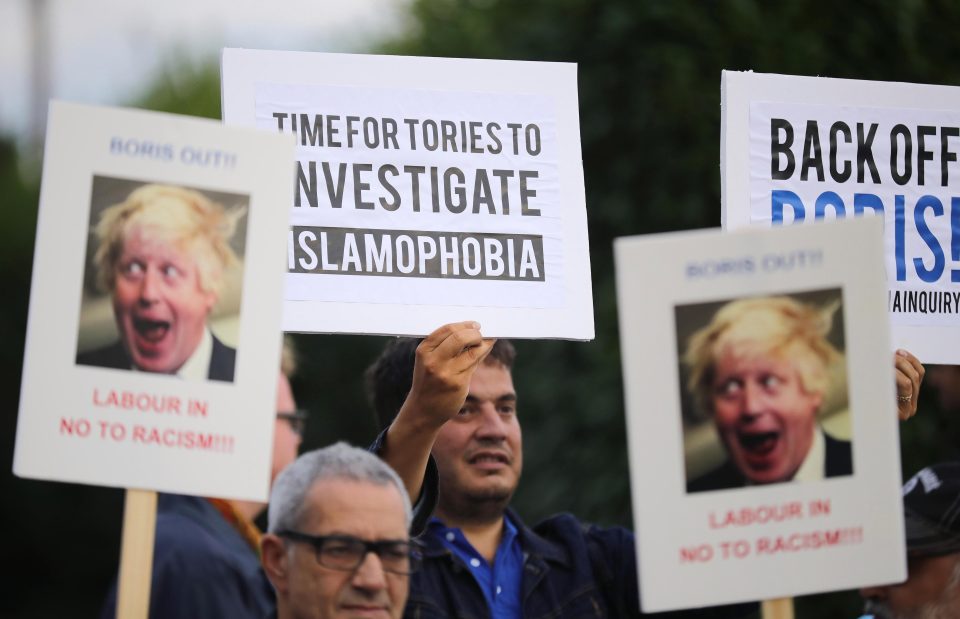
[380,321,495,502]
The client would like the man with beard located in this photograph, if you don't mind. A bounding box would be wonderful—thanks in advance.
[367,338,756,618]
[861,462,960,619]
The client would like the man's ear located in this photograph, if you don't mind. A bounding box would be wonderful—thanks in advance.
[202,288,218,314]
[261,534,290,594]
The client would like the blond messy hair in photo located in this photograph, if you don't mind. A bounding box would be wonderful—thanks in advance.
[684,295,843,419]
[93,184,245,298]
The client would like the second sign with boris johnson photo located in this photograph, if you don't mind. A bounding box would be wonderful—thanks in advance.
[616,217,905,612]
[679,288,852,494]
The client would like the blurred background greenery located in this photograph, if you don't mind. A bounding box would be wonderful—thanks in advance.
[5,0,960,617]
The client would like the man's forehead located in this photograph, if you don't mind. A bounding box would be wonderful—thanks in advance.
[120,225,199,261]
[306,477,401,500]
[303,478,406,533]
[467,362,516,398]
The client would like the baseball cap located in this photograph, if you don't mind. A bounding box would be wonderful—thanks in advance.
[901,462,960,557]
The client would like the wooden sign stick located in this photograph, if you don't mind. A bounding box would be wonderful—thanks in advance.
[762,598,795,619]
[116,489,158,619]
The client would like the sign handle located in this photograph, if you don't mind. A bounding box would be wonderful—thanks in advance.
[116,489,158,619]
[761,598,794,619]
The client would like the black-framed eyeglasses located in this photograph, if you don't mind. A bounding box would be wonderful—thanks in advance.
[277,531,421,574]
[276,410,308,437]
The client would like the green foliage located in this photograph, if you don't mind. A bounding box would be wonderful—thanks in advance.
[136,56,222,120]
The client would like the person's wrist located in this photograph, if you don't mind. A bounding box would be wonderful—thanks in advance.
[394,400,447,435]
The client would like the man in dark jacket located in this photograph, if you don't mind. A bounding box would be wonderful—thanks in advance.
[367,338,756,618]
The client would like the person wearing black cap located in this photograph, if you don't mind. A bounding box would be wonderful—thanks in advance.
[860,462,960,619]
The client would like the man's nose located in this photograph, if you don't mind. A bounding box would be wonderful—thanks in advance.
[740,381,765,417]
[474,404,507,439]
[138,268,160,304]
[351,551,388,591]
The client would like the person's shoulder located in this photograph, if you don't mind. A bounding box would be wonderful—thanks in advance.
[525,512,640,615]
[153,495,259,577]
[154,504,228,561]
[149,499,273,612]
[76,341,129,370]
[527,511,634,554]
[529,513,756,619]
[687,459,743,494]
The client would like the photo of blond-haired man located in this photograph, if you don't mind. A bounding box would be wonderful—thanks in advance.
[76,178,247,382]
[679,290,851,493]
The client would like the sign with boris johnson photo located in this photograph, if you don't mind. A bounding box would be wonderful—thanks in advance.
[221,48,593,340]
[722,70,960,363]
[615,217,904,611]
[14,101,294,502]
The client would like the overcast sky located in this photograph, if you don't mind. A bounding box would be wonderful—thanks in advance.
[0,0,408,145]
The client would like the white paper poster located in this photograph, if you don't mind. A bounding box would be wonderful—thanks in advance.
[722,70,960,363]
[616,217,904,611]
[221,48,593,339]
[14,101,294,501]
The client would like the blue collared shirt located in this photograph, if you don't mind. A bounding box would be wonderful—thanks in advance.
[427,515,523,619]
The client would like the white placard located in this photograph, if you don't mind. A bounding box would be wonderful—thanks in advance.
[221,48,593,339]
[722,70,960,363]
[14,101,294,502]
[616,217,904,611]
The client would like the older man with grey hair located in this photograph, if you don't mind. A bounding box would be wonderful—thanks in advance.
[261,442,418,619]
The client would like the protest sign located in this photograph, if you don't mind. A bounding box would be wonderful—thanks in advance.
[722,70,960,363]
[615,217,904,611]
[221,48,593,339]
[14,101,294,502]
